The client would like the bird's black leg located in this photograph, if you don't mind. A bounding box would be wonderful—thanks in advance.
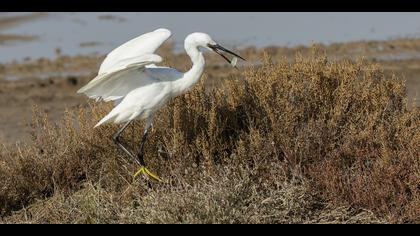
[112,121,141,166]
[131,117,161,181]
[137,127,150,166]
[136,116,153,166]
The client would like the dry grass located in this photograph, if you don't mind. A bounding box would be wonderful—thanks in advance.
[0,51,418,223]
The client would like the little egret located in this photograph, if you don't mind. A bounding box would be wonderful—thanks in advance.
[77,28,245,182]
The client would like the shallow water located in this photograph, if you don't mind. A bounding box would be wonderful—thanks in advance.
[2,12,420,63]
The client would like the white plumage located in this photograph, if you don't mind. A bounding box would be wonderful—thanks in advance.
[78,29,171,102]
[78,29,180,127]
[77,28,244,181]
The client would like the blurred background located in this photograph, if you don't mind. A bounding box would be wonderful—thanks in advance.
[3,12,420,62]
[1,12,420,144]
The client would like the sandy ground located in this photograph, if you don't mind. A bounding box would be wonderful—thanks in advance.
[0,35,420,145]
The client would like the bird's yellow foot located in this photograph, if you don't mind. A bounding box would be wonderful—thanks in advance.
[133,166,162,182]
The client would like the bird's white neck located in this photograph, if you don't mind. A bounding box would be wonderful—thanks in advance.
[172,42,205,95]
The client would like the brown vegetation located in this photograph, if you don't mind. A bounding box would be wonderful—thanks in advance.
[0,51,418,223]
[0,34,37,45]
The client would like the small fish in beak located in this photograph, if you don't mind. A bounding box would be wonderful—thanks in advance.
[208,43,245,68]
[231,57,238,67]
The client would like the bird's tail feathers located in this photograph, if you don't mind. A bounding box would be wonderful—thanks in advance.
[94,111,118,128]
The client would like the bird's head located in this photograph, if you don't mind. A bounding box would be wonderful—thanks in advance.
[185,32,245,67]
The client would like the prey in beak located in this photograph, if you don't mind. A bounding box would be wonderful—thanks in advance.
[208,44,246,68]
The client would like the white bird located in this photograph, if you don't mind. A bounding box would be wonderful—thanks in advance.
[77,28,245,182]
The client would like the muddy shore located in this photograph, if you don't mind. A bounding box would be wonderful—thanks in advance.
[1,39,420,145]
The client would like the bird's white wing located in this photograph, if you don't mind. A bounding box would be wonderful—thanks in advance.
[77,28,173,102]
[99,28,172,74]
[78,66,182,103]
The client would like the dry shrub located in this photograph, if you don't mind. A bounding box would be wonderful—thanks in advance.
[4,167,383,224]
[0,51,418,223]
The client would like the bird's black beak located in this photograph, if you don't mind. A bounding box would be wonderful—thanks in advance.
[208,44,246,66]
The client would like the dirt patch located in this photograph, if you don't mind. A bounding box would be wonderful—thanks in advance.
[0,13,47,31]
[79,42,102,48]
[97,14,126,22]
[0,34,37,45]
